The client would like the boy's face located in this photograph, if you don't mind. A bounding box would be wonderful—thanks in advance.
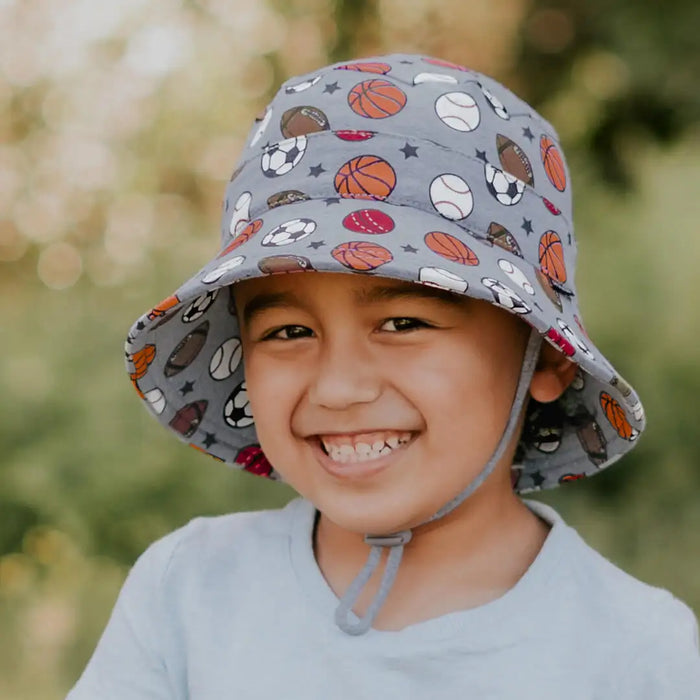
[232,271,531,534]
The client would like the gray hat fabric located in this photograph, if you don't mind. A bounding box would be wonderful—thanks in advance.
[125,53,645,493]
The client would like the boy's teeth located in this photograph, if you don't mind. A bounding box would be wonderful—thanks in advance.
[319,431,414,463]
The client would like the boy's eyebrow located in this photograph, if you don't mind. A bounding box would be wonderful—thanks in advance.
[239,281,467,327]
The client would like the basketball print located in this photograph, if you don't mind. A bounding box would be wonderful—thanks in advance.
[267,190,309,209]
[540,135,567,192]
[334,129,375,141]
[334,155,396,200]
[487,222,522,257]
[164,321,209,377]
[284,75,321,94]
[258,255,315,274]
[424,231,479,266]
[600,392,639,441]
[498,259,534,295]
[250,106,272,147]
[143,388,166,415]
[477,82,509,119]
[169,400,208,438]
[559,473,586,484]
[538,231,567,283]
[497,134,534,185]
[331,241,393,271]
[342,209,395,234]
[347,79,407,119]
[535,269,562,310]
[261,218,316,246]
[280,105,330,138]
[336,61,391,74]
[422,57,468,71]
[209,337,243,381]
[147,294,180,321]
[228,191,252,237]
[219,219,263,257]
[202,255,245,285]
[413,72,458,85]
[418,267,468,293]
[430,173,473,220]
[434,92,480,132]
[261,136,307,177]
[128,344,156,381]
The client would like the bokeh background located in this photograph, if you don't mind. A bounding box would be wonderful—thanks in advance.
[1,0,699,697]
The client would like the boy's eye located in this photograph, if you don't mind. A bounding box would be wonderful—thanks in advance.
[263,325,312,340]
[382,316,429,331]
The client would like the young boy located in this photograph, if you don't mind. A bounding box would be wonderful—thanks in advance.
[67,53,700,698]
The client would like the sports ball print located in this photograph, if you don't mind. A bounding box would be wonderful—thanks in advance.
[538,231,567,283]
[202,255,245,284]
[574,413,607,466]
[600,392,639,441]
[331,241,393,271]
[524,403,563,454]
[482,278,531,314]
[164,321,209,377]
[429,174,474,220]
[261,137,307,177]
[209,337,243,381]
[434,92,481,132]
[258,255,314,274]
[334,129,375,141]
[147,294,180,321]
[424,231,479,265]
[418,267,468,292]
[413,72,458,85]
[234,444,274,478]
[535,269,562,310]
[498,259,535,295]
[285,75,321,93]
[128,344,156,381]
[335,155,396,200]
[557,318,594,359]
[342,209,395,234]
[497,134,534,186]
[545,327,575,357]
[422,57,468,72]
[224,381,254,428]
[261,218,316,246]
[219,219,262,257]
[347,79,407,119]
[543,197,561,215]
[228,191,252,236]
[169,400,207,438]
[280,106,330,138]
[477,82,509,119]
[336,61,392,74]
[559,473,586,484]
[267,190,310,208]
[182,290,219,323]
[487,222,522,257]
[484,163,525,206]
[250,106,272,147]
[143,388,166,415]
[540,135,567,192]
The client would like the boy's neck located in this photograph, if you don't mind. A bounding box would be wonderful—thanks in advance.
[312,485,551,631]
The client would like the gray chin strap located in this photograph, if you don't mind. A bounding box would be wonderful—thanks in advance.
[334,327,543,636]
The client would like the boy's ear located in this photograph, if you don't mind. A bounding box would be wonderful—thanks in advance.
[529,341,579,403]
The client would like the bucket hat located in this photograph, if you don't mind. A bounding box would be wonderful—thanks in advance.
[126,52,644,491]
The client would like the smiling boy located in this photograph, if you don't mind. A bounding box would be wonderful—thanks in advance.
[67,54,700,698]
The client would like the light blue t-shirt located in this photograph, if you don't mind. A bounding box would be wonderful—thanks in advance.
[67,497,700,699]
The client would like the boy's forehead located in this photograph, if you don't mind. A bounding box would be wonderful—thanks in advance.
[233,273,467,325]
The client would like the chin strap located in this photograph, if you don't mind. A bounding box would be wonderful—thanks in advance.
[334,327,542,636]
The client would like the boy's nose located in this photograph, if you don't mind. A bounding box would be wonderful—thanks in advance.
[306,335,381,409]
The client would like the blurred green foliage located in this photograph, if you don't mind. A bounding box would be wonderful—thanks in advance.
[0,0,698,697]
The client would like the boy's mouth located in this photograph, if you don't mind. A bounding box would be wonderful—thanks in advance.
[312,430,417,465]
